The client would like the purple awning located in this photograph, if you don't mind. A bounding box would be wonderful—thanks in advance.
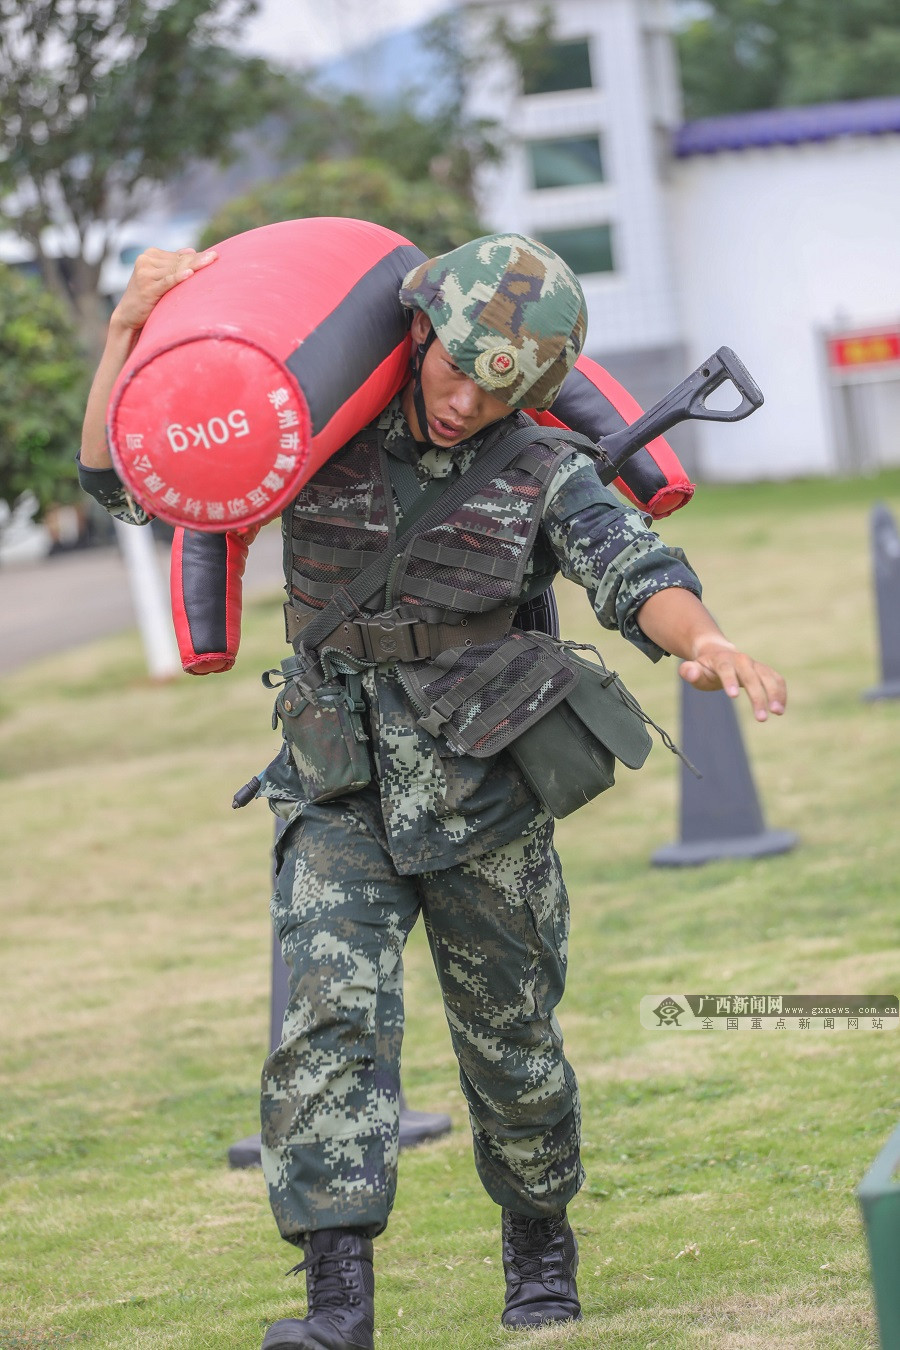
[674,97,900,157]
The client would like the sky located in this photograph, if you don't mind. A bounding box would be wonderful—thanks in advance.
[241,0,454,68]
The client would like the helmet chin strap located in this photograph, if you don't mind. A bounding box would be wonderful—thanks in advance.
[410,325,438,447]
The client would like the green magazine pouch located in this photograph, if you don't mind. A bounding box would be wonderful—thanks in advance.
[265,664,372,805]
[508,645,653,819]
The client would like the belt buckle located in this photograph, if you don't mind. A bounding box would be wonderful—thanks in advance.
[359,614,416,663]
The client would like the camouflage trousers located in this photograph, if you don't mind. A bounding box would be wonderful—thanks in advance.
[261,789,584,1244]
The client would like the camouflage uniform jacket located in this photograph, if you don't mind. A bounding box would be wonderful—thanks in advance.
[261,396,701,875]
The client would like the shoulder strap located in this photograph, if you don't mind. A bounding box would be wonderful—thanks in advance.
[534,427,607,459]
[387,454,449,532]
[297,420,565,654]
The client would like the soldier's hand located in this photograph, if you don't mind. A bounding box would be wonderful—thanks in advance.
[678,637,787,722]
[112,246,218,335]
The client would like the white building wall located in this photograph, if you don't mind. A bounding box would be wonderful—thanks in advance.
[669,135,900,480]
[464,0,683,357]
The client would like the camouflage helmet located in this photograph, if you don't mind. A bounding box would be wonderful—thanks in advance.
[399,233,587,411]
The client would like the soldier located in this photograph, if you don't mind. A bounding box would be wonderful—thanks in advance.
[80,233,786,1350]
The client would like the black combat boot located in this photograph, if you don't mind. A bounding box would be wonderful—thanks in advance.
[261,1229,375,1350]
[500,1208,581,1329]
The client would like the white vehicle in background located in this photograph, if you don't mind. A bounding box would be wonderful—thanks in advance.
[98,215,205,303]
[0,215,205,307]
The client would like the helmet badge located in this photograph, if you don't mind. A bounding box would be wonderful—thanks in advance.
[474,345,519,389]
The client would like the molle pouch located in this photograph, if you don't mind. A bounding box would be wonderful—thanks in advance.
[265,666,372,804]
[507,647,653,819]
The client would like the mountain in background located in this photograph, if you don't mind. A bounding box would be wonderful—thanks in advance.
[164,21,443,228]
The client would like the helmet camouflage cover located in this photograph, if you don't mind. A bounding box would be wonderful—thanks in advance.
[399,233,588,411]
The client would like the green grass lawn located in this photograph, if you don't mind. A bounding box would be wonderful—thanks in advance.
[2,471,900,1348]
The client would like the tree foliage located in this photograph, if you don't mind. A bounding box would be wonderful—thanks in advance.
[265,8,508,211]
[199,157,484,258]
[0,0,286,353]
[198,8,568,258]
[0,265,90,510]
[298,89,496,204]
[677,0,900,118]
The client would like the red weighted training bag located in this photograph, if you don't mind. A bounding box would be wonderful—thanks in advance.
[108,218,425,531]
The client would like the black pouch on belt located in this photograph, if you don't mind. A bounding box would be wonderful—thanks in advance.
[264,664,372,804]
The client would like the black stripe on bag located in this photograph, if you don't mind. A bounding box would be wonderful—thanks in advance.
[286,244,427,435]
[181,530,228,653]
[551,366,627,442]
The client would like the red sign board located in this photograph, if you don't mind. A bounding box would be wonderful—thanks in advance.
[827,330,900,370]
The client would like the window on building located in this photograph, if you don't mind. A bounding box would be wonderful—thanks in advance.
[522,38,594,96]
[538,224,615,276]
[527,135,604,190]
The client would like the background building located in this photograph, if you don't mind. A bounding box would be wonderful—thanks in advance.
[670,101,900,480]
[463,0,900,481]
[464,0,691,458]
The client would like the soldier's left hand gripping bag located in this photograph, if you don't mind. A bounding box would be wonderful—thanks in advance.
[264,665,373,804]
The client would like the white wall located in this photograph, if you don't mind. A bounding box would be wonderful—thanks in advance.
[669,135,900,480]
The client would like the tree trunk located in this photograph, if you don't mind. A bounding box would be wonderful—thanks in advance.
[36,251,109,363]
[36,253,73,312]
[70,256,110,365]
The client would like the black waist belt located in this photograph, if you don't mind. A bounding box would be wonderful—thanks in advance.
[284,601,516,665]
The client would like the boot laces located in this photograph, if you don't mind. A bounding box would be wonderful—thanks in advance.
[505,1217,567,1287]
[286,1250,360,1311]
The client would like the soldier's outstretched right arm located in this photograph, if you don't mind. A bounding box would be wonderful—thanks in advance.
[542,448,785,721]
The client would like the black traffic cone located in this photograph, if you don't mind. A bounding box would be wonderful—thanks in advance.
[652,681,796,866]
[864,502,900,700]
[229,820,451,1167]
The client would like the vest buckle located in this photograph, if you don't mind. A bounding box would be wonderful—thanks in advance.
[356,612,420,663]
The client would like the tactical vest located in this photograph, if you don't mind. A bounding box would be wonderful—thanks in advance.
[285,421,585,759]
